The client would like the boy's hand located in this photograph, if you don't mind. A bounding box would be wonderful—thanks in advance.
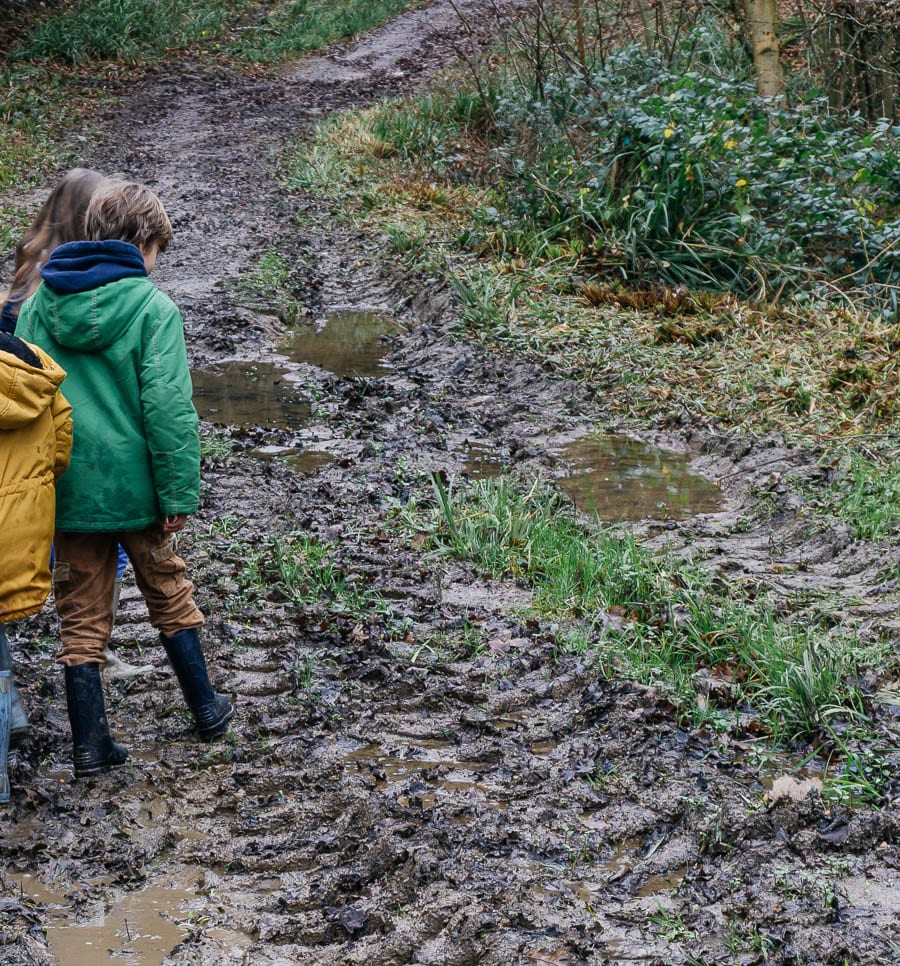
[162,514,188,533]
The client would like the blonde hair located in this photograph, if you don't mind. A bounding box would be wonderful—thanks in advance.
[3,168,104,308]
[84,178,173,251]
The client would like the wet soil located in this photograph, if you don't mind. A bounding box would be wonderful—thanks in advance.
[1,2,898,964]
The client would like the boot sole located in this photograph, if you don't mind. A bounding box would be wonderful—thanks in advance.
[74,752,129,779]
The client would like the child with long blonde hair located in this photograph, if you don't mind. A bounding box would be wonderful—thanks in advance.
[1,169,104,333]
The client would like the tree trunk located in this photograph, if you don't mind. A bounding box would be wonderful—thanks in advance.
[745,0,785,101]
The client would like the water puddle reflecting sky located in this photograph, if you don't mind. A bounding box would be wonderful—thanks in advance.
[279,309,399,377]
[191,310,723,521]
[192,361,310,430]
[461,436,723,522]
[553,435,723,522]
[191,310,397,462]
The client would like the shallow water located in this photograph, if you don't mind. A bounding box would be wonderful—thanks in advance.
[280,309,399,377]
[458,434,723,522]
[553,435,723,522]
[15,872,196,966]
[192,361,310,430]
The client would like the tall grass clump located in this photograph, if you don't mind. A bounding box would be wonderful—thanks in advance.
[825,451,900,540]
[256,533,382,616]
[418,474,881,743]
[14,0,236,64]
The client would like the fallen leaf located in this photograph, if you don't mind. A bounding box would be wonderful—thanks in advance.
[526,950,575,965]
[766,775,823,803]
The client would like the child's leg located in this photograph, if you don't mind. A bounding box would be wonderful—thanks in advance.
[118,526,204,636]
[52,532,119,665]
[53,533,128,777]
[102,544,154,680]
[0,624,29,741]
[0,668,9,802]
[121,525,232,740]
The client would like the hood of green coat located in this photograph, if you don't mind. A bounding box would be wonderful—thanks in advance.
[28,277,155,353]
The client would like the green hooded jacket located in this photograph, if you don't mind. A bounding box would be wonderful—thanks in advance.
[17,272,199,532]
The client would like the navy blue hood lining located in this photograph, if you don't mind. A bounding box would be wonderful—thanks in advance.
[40,240,147,295]
[0,331,43,368]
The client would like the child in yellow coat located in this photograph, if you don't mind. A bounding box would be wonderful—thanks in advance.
[0,332,72,800]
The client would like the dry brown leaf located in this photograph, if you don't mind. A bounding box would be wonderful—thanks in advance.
[766,775,823,803]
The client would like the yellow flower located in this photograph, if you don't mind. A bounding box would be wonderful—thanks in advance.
[724,139,738,149]
[736,178,748,188]
[664,127,675,139]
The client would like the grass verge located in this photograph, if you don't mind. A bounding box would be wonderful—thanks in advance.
[282,81,899,536]
[399,474,895,803]
[283,99,899,442]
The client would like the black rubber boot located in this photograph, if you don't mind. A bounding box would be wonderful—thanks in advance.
[161,629,233,740]
[64,664,129,778]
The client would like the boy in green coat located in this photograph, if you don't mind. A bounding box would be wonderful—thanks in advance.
[17,177,233,778]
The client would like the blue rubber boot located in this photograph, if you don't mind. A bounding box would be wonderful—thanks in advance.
[0,670,11,803]
[0,626,29,743]
[161,629,233,740]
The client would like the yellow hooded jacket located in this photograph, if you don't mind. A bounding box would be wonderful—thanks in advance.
[0,337,72,621]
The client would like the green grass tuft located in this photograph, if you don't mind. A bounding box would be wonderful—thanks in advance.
[414,474,887,746]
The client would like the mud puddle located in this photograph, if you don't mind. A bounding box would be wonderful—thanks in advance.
[193,309,397,470]
[191,361,310,429]
[282,309,400,377]
[458,433,724,520]
[552,435,724,522]
[253,445,337,474]
[15,872,197,966]
[196,312,723,527]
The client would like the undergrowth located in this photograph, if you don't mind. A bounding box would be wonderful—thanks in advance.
[286,111,900,440]
[14,0,239,64]
[231,0,423,62]
[822,452,900,541]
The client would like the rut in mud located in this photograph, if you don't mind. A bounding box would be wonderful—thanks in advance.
[1,2,898,964]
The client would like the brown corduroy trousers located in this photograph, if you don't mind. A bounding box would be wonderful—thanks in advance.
[53,524,203,666]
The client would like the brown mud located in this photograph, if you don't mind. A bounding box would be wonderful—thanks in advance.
[1,2,898,963]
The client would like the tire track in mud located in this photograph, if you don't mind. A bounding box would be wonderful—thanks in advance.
[1,3,898,964]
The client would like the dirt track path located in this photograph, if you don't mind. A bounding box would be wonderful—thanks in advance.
[1,3,898,964]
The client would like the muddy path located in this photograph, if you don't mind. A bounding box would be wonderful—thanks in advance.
[1,2,898,964]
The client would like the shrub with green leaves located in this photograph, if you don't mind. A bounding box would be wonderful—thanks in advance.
[365,23,900,310]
